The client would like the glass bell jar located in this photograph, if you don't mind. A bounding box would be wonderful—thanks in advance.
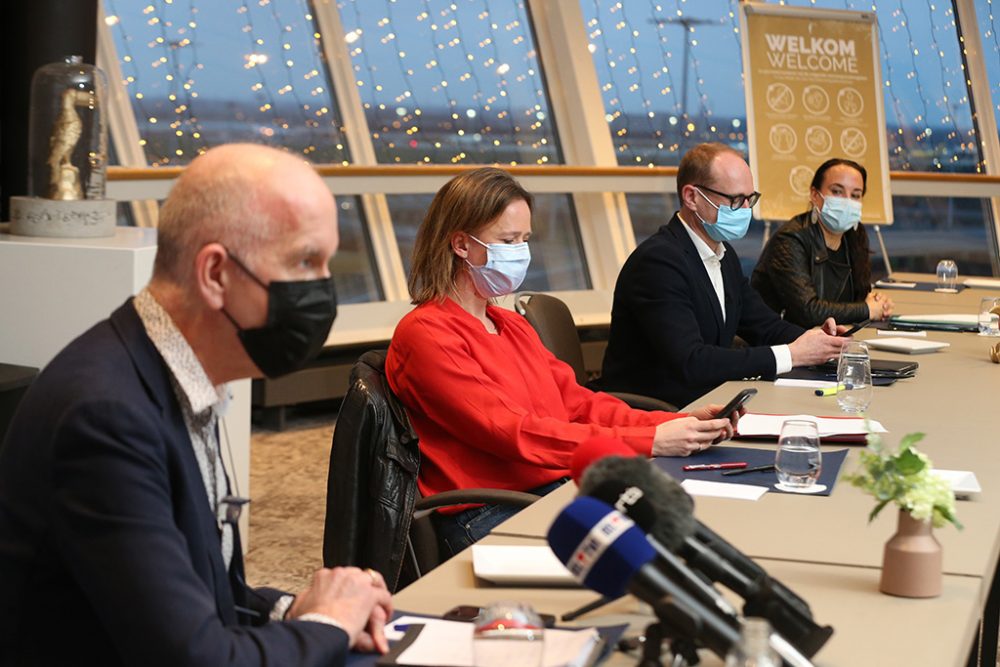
[12,55,115,237]
[27,55,108,200]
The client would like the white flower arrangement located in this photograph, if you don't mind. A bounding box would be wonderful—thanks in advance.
[844,431,961,530]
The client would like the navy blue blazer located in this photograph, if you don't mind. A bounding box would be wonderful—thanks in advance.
[600,214,804,407]
[0,300,348,666]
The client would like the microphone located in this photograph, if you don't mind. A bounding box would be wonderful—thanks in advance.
[548,496,741,660]
[574,450,833,658]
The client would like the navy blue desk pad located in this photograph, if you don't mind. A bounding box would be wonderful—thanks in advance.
[779,367,896,387]
[347,611,627,667]
[874,280,967,293]
[653,445,849,497]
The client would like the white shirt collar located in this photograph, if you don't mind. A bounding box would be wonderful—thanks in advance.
[678,212,726,262]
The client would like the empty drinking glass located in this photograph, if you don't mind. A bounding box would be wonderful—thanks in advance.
[472,601,545,667]
[936,259,958,291]
[775,419,822,490]
[837,340,873,414]
[978,297,1000,336]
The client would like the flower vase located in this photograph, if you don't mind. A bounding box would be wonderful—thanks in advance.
[879,509,942,598]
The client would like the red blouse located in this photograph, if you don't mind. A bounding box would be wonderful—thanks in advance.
[385,298,685,497]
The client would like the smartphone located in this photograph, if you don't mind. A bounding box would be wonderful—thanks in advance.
[714,388,757,420]
[840,319,872,337]
[442,605,556,628]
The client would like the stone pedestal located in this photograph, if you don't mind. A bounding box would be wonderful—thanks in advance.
[10,195,116,238]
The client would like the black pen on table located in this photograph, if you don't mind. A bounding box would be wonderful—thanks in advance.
[721,463,776,476]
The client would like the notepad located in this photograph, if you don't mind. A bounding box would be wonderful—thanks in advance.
[736,413,887,441]
[471,545,578,586]
[866,337,950,354]
[964,277,1000,289]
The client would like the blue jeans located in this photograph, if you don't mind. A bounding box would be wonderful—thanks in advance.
[432,478,568,559]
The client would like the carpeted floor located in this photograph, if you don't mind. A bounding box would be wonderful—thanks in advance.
[244,408,338,595]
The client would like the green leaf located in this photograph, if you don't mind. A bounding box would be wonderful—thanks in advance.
[898,432,925,450]
[868,498,891,523]
[895,448,925,475]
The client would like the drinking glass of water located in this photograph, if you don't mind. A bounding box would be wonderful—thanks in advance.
[936,259,958,291]
[472,601,545,667]
[775,419,822,490]
[978,297,1000,336]
[837,340,873,414]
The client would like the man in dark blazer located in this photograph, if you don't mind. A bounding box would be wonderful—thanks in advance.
[0,144,391,665]
[600,143,848,408]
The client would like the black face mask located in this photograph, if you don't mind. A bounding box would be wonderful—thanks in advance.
[222,250,338,379]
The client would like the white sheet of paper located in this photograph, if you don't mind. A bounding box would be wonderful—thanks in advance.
[737,413,887,437]
[471,545,578,586]
[964,277,1000,289]
[681,479,769,501]
[875,279,916,288]
[388,616,600,667]
[774,378,839,390]
[877,328,927,338]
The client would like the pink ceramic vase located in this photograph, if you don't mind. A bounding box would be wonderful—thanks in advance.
[879,508,942,598]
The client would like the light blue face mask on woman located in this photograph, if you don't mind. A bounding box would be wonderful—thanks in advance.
[465,235,531,297]
[817,193,863,233]
[694,188,753,242]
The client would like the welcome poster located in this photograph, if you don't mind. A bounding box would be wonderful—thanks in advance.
[740,3,892,224]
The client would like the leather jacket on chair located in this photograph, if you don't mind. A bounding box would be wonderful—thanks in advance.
[752,211,871,328]
[323,350,421,592]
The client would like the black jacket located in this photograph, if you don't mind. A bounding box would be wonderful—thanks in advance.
[599,214,803,408]
[0,301,347,666]
[323,350,421,592]
[751,212,871,328]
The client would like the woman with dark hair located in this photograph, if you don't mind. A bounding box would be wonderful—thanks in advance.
[385,167,735,556]
[751,158,893,328]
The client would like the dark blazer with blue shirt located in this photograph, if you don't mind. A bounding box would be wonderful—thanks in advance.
[0,300,348,666]
[599,214,805,407]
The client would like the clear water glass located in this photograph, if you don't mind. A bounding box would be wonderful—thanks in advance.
[775,419,822,489]
[472,601,545,667]
[978,297,1000,336]
[837,340,873,414]
[936,259,958,291]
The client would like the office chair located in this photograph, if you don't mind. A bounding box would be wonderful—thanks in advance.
[514,292,679,412]
[322,350,538,592]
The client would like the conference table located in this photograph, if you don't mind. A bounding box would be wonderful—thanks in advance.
[394,276,1000,667]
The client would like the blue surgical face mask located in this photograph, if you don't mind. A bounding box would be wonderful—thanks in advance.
[465,234,531,298]
[817,193,862,233]
[693,187,752,242]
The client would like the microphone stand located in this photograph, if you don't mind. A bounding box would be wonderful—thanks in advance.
[638,620,701,667]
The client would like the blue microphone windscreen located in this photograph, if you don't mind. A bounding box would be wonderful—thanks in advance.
[547,496,657,598]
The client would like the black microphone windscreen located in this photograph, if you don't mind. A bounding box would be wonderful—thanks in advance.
[577,455,696,553]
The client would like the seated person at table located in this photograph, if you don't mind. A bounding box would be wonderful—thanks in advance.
[598,143,848,408]
[385,167,735,556]
[751,158,893,328]
[0,144,391,665]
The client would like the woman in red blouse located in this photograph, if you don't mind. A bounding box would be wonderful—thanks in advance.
[386,167,736,556]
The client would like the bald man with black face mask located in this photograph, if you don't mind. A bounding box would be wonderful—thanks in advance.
[0,144,391,666]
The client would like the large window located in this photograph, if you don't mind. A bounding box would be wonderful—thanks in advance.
[975,0,1000,142]
[583,0,993,274]
[338,0,590,291]
[103,0,381,303]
